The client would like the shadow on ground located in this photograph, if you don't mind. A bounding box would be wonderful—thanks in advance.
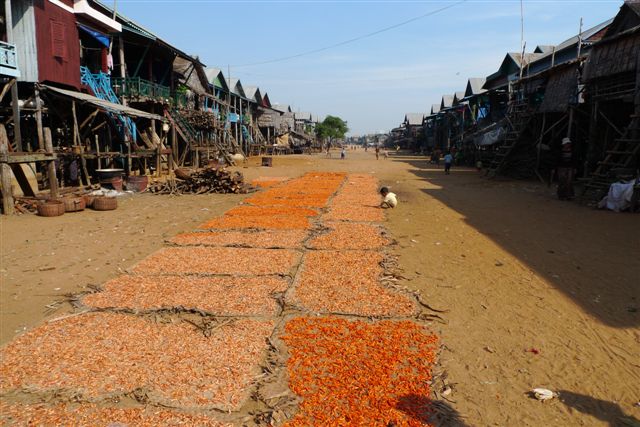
[558,390,640,426]
[392,155,639,328]
[396,395,469,427]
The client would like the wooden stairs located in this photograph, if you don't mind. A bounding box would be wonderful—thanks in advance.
[486,99,534,178]
[581,115,640,203]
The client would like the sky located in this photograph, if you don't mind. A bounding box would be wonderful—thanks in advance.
[114,0,623,135]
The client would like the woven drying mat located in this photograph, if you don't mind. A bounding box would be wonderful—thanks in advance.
[133,247,301,276]
[282,316,438,426]
[288,250,416,317]
[0,402,231,426]
[0,313,274,411]
[84,275,289,316]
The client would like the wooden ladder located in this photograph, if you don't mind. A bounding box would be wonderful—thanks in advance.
[581,115,640,203]
[486,99,534,178]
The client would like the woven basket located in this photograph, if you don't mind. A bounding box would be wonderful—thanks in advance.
[92,197,117,211]
[63,196,86,212]
[37,200,65,217]
[83,194,96,208]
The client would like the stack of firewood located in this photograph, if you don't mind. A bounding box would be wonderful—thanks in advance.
[179,109,217,130]
[14,198,39,214]
[147,167,251,195]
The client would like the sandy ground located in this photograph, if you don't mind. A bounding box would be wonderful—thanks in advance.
[1,150,638,426]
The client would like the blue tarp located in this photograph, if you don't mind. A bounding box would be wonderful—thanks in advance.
[78,24,110,49]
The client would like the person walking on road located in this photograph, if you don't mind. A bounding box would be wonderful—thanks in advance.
[444,152,453,174]
[375,146,380,160]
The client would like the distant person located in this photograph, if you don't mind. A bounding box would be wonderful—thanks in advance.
[379,187,397,209]
[395,144,400,154]
[341,147,346,159]
[556,137,575,200]
[375,146,380,160]
[444,152,453,174]
[383,149,389,159]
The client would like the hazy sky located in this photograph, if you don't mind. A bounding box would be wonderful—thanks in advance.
[114,0,622,135]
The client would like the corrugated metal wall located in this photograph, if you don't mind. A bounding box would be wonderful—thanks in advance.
[34,0,81,88]
[12,0,39,82]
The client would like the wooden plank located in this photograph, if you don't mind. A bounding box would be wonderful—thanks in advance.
[0,153,56,163]
[8,164,36,197]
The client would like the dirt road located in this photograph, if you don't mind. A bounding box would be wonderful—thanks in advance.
[1,150,638,425]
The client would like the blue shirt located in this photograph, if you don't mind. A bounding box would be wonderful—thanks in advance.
[444,154,453,163]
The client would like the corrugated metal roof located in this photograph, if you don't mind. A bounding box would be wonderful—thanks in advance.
[261,92,272,108]
[453,91,465,104]
[441,95,454,109]
[42,84,164,120]
[243,86,262,104]
[272,104,291,113]
[465,78,487,96]
[534,45,555,53]
[404,113,424,126]
[228,78,246,98]
[295,112,312,121]
[527,19,613,66]
[91,0,202,64]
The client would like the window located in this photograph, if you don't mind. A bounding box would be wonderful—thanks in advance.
[50,20,67,60]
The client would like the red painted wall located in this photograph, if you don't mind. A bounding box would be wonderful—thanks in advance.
[34,0,81,89]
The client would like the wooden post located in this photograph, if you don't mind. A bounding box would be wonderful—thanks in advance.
[0,124,14,214]
[34,86,45,150]
[118,35,127,106]
[171,123,177,165]
[43,127,59,198]
[72,101,90,186]
[156,143,161,177]
[585,101,599,177]
[95,134,101,169]
[535,113,547,183]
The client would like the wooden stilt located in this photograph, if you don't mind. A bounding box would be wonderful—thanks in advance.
[34,87,45,150]
[72,101,90,186]
[0,124,15,214]
[44,127,59,198]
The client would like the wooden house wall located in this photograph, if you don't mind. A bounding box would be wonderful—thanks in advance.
[585,32,640,81]
[34,0,81,88]
[12,0,39,82]
[539,64,578,113]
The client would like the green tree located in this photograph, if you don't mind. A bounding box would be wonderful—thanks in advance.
[316,115,349,146]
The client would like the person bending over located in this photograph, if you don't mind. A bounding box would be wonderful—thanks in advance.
[380,187,397,209]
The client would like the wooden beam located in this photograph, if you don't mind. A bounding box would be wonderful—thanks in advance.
[0,79,15,103]
[132,42,152,78]
[79,108,100,131]
[598,110,623,136]
[0,124,15,214]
